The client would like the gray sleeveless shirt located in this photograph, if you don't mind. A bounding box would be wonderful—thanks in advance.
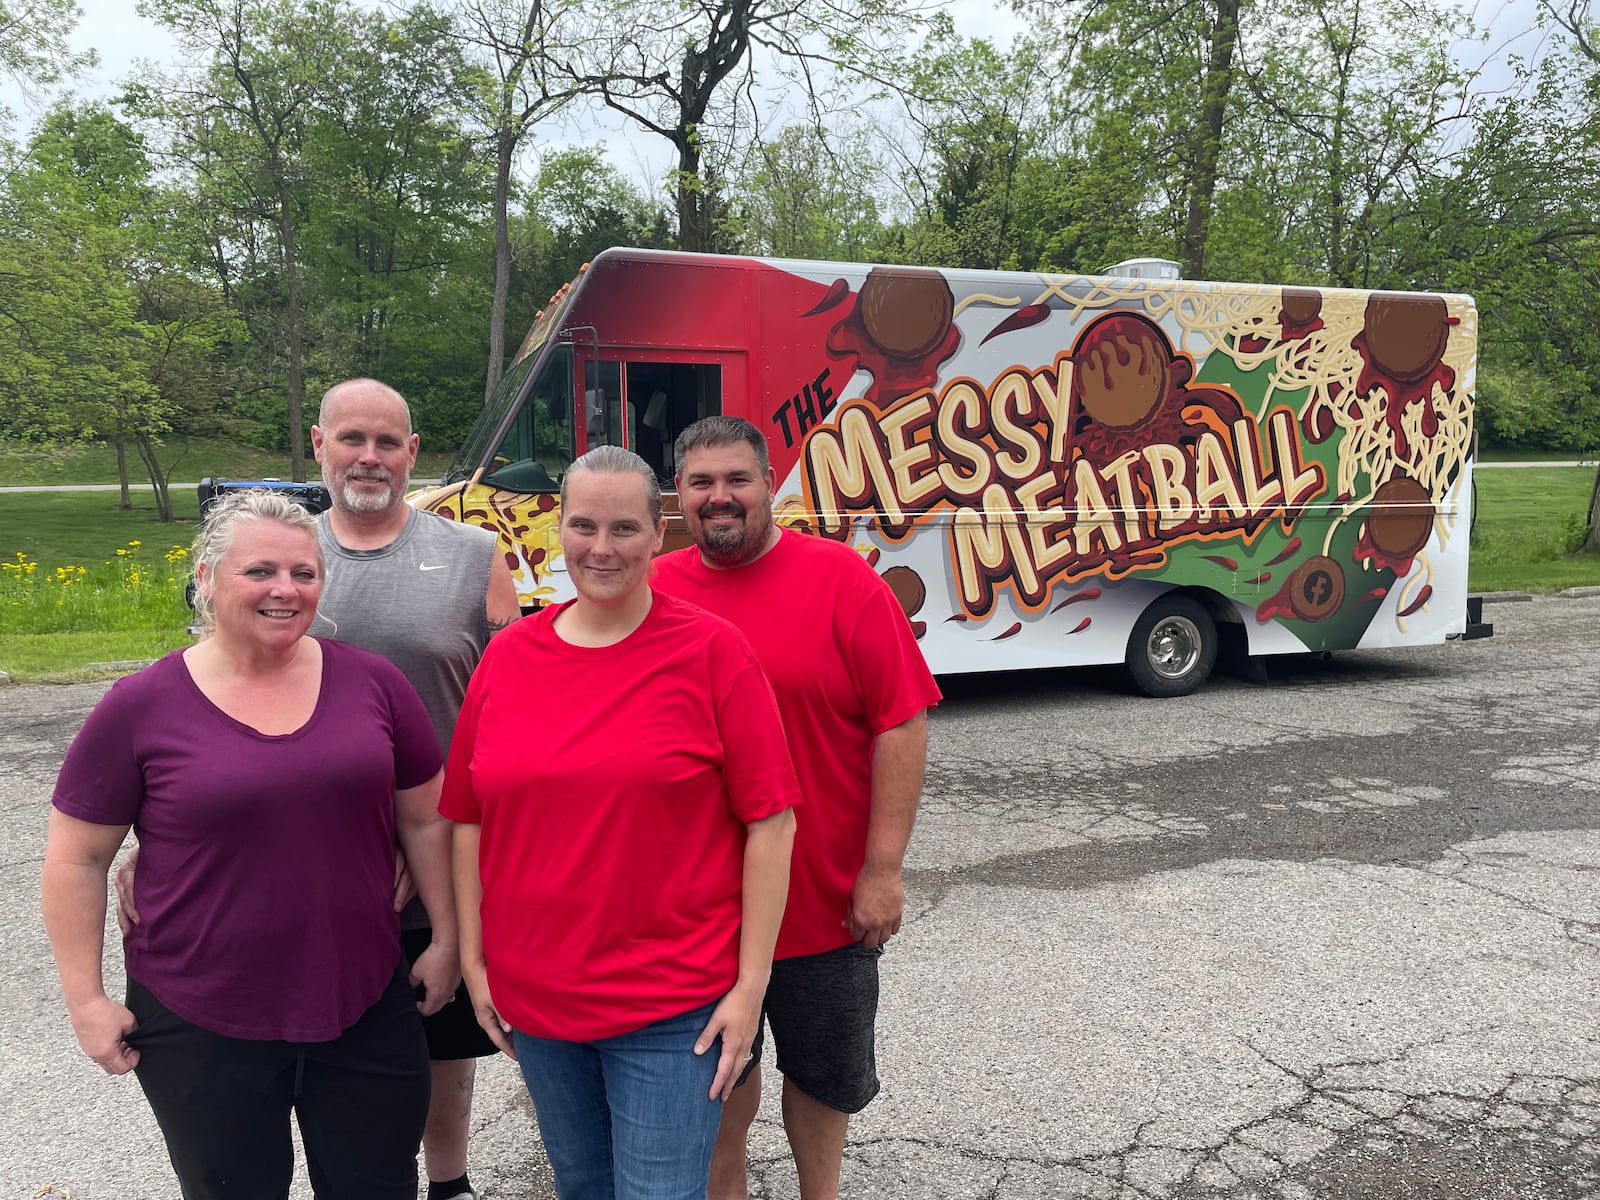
[313,508,497,757]
[314,509,498,931]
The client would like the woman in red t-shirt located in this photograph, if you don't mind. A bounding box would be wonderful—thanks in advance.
[444,445,799,1200]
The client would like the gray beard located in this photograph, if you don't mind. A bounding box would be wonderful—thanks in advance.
[329,476,401,514]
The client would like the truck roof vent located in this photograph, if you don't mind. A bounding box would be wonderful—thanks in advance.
[1103,257,1181,280]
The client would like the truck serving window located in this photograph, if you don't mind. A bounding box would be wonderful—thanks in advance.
[482,345,576,493]
[581,360,722,483]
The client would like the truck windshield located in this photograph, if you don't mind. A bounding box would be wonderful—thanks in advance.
[477,345,576,493]
[444,340,576,486]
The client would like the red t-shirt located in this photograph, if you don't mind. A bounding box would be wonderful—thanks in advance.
[440,591,800,1041]
[653,529,942,959]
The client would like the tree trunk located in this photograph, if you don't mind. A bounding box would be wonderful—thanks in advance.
[486,125,516,402]
[675,137,704,253]
[134,431,175,523]
[277,181,307,483]
[115,437,132,510]
[1181,0,1241,279]
[1583,462,1600,553]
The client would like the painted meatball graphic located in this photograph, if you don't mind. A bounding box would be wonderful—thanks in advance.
[1366,477,1435,559]
[1362,294,1450,384]
[1073,312,1171,431]
[856,268,956,360]
[1066,311,1244,467]
[1280,287,1324,330]
[881,564,928,640]
[1287,555,1347,622]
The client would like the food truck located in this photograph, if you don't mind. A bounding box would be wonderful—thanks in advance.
[413,247,1491,696]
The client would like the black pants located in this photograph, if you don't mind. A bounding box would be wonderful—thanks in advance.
[126,964,430,1200]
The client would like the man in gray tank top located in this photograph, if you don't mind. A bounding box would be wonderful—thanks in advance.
[309,378,520,1200]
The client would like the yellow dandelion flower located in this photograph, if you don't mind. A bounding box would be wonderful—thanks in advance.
[116,548,128,556]
[129,540,142,547]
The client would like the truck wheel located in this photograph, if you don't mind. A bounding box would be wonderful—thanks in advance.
[1125,595,1217,698]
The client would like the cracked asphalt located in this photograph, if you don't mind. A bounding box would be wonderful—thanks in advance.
[5,592,1599,1198]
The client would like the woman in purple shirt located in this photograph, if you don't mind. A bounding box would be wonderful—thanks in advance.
[40,490,458,1200]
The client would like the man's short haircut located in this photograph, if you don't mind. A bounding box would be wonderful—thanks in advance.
[562,443,664,525]
[190,489,325,634]
[674,416,770,480]
[318,378,413,437]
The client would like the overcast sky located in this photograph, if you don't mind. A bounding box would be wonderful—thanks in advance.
[0,0,1027,184]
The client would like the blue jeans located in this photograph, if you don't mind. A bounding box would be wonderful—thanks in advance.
[513,1001,723,1200]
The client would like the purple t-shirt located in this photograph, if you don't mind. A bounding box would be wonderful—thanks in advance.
[52,639,442,1042]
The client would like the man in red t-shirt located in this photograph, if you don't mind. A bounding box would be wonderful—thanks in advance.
[652,416,942,1200]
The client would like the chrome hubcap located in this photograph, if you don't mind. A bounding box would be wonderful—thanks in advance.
[1147,615,1202,679]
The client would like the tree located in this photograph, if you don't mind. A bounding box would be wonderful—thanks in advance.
[1528,2,1600,548]
[1242,0,1478,287]
[303,5,488,388]
[428,0,586,399]
[728,123,885,260]
[0,0,94,99]
[0,104,166,511]
[134,0,353,482]
[578,0,919,253]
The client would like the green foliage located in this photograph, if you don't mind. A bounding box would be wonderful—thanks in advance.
[0,0,1597,475]
[0,104,160,444]
[0,0,95,100]
[497,147,672,391]
[1475,364,1600,453]
[1,542,192,634]
[728,125,884,261]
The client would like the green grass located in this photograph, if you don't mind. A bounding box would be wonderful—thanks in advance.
[1,490,204,566]
[0,503,197,680]
[1470,466,1600,592]
[0,630,194,681]
[0,437,454,486]
[2,463,1598,682]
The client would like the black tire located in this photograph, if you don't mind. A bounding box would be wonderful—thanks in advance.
[1125,594,1217,698]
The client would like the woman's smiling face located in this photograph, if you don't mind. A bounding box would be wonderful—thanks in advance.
[200,519,323,649]
[559,470,665,608]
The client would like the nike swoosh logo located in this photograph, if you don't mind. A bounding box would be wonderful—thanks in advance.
[419,563,448,571]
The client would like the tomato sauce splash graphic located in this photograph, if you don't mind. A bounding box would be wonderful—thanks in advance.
[1350,294,1457,460]
[1068,312,1244,467]
[823,267,962,406]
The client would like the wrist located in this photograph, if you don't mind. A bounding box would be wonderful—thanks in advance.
[859,856,904,877]
[733,968,771,994]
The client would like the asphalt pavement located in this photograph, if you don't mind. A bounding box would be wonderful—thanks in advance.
[5,594,1600,1197]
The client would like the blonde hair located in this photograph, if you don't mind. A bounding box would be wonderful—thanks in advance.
[190,490,325,633]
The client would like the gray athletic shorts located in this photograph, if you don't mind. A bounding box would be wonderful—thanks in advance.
[736,941,882,1114]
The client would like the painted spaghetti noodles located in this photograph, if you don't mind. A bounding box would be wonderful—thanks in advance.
[1149,286,1285,368]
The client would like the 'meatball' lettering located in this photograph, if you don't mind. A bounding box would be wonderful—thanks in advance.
[801,362,1326,616]
[951,484,1040,611]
